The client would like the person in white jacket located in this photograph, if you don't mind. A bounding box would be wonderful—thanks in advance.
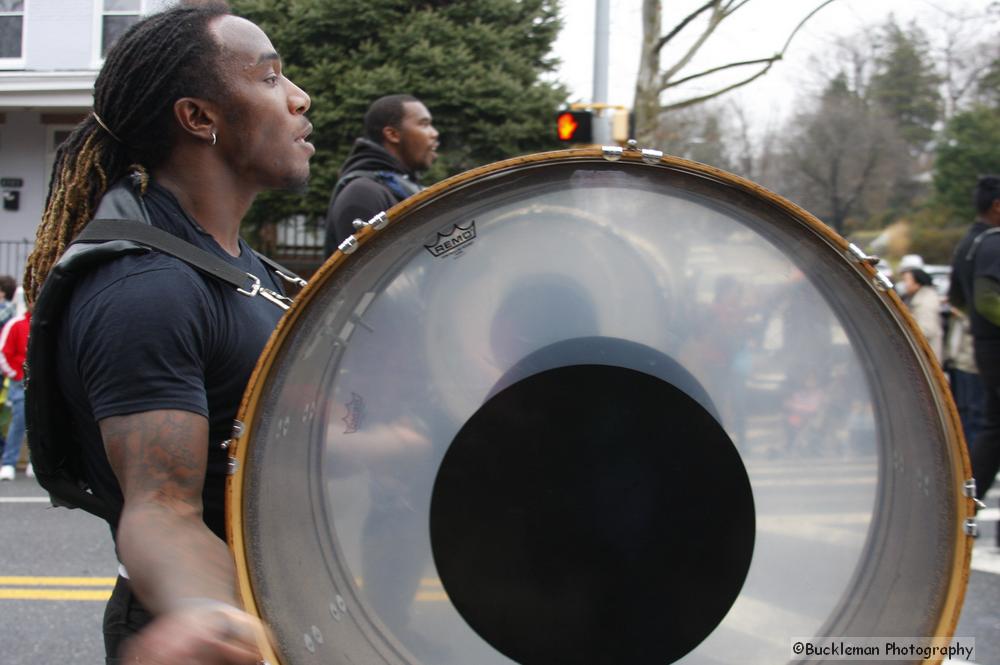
[900,267,943,361]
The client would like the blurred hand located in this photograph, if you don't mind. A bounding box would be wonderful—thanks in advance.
[121,602,267,665]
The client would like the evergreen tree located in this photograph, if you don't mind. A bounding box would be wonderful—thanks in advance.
[229,0,568,235]
[933,106,1000,220]
[975,55,1000,109]
[868,19,942,152]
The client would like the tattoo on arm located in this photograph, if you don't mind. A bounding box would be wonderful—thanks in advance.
[101,409,208,508]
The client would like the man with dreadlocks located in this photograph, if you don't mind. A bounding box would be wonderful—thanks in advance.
[25,3,313,663]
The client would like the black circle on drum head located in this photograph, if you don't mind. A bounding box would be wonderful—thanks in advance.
[429,363,755,665]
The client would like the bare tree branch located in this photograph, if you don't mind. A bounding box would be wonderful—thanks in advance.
[660,61,777,112]
[660,56,780,92]
[662,0,835,104]
[843,138,882,212]
[659,4,728,83]
[778,0,838,54]
[634,0,838,144]
[725,0,754,15]
[654,0,717,55]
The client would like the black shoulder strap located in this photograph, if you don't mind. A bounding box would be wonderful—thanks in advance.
[331,169,421,204]
[75,220,301,310]
[965,227,1000,263]
[27,183,306,524]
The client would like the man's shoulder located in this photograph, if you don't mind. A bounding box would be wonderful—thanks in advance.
[332,173,398,214]
[340,171,399,196]
[69,251,211,316]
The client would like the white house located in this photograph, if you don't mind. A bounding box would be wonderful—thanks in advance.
[0,0,170,278]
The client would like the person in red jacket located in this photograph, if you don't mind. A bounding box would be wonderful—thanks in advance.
[0,306,30,480]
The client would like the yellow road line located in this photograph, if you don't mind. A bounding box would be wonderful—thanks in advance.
[0,576,116,586]
[0,588,111,601]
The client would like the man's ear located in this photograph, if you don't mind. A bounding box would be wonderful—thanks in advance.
[382,124,402,146]
[173,97,220,145]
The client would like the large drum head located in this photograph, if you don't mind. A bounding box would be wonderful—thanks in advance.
[229,149,972,665]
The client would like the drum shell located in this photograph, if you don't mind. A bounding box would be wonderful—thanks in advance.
[228,149,974,665]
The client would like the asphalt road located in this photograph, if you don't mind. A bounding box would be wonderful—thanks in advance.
[0,471,997,665]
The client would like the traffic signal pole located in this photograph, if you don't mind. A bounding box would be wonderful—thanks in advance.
[591,0,611,144]
[554,2,628,146]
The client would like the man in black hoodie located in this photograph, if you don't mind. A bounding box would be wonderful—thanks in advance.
[324,94,439,255]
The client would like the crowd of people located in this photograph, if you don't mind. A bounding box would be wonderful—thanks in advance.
[0,275,29,481]
[948,176,1000,526]
[894,177,1000,544]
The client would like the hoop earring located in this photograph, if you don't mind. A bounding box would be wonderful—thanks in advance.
[210,131,217,146]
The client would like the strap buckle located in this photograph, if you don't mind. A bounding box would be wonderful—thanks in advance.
[237,273,292,311]
[237,273,261,298]
[259,288,293,311]
[273,268,307,289]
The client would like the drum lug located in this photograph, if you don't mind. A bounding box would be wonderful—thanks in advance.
[847,243,881,266]
[367,211,389,230]
[352,211,389,232]
[227,457,240,476]
[338,235,359,255]
[964,478,988,510]
[232,419,245,439]
[846,243,892,290]
[602,145,623,161]
[872,272,893,291]
[618,139,664,164]
[964,518,979,537]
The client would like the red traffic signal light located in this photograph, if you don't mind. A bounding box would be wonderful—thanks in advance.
[556,110,593,143]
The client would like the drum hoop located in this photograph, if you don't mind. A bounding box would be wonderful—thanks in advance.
[226,147,973,664]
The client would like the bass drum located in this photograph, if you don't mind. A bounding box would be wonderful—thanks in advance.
[228,148,973,665]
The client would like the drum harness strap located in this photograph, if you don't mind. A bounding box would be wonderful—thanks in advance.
[965,226,1000,263]
[332,169,423,204]
[74,220,305,311]
[27,180,306,524]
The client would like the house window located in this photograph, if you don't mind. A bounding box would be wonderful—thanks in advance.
[0,1,24,62]
[100,0,140,58]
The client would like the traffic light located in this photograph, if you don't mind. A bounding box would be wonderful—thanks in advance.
[555,110,593,143]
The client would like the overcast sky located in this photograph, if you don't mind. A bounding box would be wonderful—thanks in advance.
[550,0,996,128]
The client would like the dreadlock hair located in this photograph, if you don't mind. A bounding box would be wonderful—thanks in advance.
[24,2,231,304]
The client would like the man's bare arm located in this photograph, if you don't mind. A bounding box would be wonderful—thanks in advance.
[100,409,264,663]
[101,409,235,610]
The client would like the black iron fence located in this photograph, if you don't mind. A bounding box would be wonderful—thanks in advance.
[257,216,326,279]
[0,220,325,288]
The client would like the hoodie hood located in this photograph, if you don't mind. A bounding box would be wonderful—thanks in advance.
[339,138,419,183]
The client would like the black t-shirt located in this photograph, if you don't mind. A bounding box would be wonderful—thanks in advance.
[55,183,284,539]
[950,220,1000,341]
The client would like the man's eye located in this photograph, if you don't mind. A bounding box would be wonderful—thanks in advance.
[265,74,279,85]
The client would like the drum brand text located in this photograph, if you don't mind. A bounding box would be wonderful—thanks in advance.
[424,221,477,258]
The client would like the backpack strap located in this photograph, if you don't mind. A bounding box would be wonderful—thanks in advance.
[331,169,423,205]
[373,170,422,201]
[75,220,296,311]
[965,227,1000,263]
[27,180,306,523]
[27,240,142,524]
